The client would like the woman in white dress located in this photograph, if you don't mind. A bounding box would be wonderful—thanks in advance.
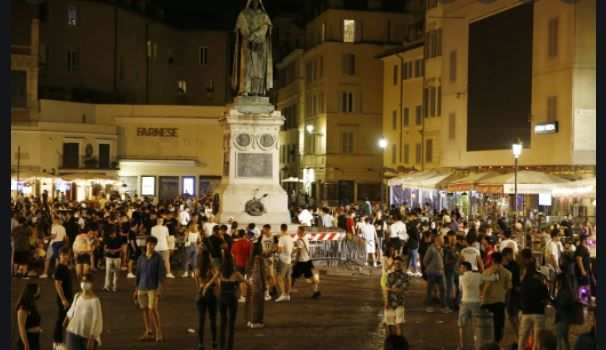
[64,273,103,350]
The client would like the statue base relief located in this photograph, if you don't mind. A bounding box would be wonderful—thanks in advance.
[214,97,291,227]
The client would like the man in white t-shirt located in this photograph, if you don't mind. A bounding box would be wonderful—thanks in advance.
[178,208,190,228]
[276,224,294,302]
[202,216,216,238]
[321,208,334,228]
[151,217,174,278]
[292,226,320,299]
[41,216,67,278]
[545,230,563,273]
[460,236,484,272]
[260,225,277,301]
[389,214,407,256]
[499,230,519,257]
[361,217,379,267]
[297,208,314,227]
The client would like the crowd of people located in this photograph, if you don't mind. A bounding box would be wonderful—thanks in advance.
[11,194,321,350]
[10,193,597,350]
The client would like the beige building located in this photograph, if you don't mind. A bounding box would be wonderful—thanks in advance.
[275,6,416,205]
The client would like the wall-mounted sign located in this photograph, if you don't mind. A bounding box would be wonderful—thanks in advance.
[136,128,178,137]
[534,121,558,134]
[141,176,156,196]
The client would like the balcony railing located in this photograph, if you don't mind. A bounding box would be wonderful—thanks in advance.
[60,157,119,170]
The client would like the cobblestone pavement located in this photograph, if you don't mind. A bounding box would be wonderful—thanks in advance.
[10,268,591,350]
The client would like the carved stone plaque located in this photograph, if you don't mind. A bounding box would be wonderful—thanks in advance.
[237,153,272,178]
[236,133,251,147]
[259,134,275,148]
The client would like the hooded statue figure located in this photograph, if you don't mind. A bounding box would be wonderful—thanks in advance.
[231,0,273,97]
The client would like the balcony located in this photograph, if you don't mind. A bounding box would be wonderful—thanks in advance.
[59,157,120,171]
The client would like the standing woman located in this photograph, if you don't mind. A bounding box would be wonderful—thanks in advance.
[245,236,266,329]
[194,248,218,350]
[72,229,93,279]
[16,283,42,350]
[64,273,103,350]
[206,252,247,350]
[183,222,202,278]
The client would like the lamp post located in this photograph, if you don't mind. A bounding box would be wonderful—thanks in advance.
[378,138,388,204]
[512,141,523,223]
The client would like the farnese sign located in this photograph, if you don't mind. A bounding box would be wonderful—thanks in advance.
[136,128,178,137]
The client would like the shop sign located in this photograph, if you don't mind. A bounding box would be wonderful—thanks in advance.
[136,128,178,137]
[534,122,558,135]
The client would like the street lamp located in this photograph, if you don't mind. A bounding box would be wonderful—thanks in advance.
[512,141,523,223]
[378,138,388,149]
[306,124,315,134]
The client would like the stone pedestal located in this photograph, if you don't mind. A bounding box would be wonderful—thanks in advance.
[214,96,291,225]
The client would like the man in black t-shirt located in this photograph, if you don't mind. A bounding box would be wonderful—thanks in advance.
[103,229,123,292]
[53,247,73,349]
[502,247,521,340]
[575,234,591,287]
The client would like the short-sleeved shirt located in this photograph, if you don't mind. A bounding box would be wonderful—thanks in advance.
[151,225,169,251]
[136,252,165,291]
[51,224,67,245]
[482,265,512,304]
[574,245,591,282]
[386,270,409,309]
[104,236,123,258]
[295,237,311,262]
[461,246,482,271]
[278,234,294,264]
[261,235,275,257]
[54,263,74,303]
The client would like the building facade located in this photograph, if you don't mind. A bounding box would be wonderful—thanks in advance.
[275,3,416,205]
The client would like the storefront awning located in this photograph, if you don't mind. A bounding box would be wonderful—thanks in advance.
[387,170,436,187]
[445,171,500,192]
[388,169,457,190]
[476,170,569,194]
[551,177,596,196]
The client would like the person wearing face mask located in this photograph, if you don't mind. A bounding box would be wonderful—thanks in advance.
[16,283,42,350]
[64,273,103,350]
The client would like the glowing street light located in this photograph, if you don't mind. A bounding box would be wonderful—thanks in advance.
[512,140,523,230]
[306,125,315,134]
[378,138,388,149]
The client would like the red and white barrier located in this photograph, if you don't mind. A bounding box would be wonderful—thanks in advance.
[304,232,346,241]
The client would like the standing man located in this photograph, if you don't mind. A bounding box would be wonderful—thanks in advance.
[133,236,165,343]
[574,233,591,289]
[260,224,277,301]
[275,224,294,302]
[151,217,174,279]
[361,217,379,267]
[383,256,409,336]
[517,260,549,350]
[53,247,73,350]
[503,247,521,342]
[460,235,484,272]
[423,235,449,313]
[103,228,123,292]
[443,231,460,310]
[41,216,67,279]
[457,261,482,350]
[388,214,406,257]
[481,252,512,345]
[292,226,321,299]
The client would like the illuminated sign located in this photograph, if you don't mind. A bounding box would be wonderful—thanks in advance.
[534,122,558,134]
[141,176,156,196]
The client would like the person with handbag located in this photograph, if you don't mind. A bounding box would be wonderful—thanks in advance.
[64,273,103,350]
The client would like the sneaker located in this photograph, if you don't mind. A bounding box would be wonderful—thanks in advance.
[311,291,321,299]
[127,273,136,279]
[238,296,246,303]
[425,307,435,313]
[275,295,291,303]
[181,272,189,278]
[264,293,272,301]
[166,273,175,279]
[39,274,48,279]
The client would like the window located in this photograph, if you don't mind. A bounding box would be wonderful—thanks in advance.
[393,65,398,85]
[391,144,397,164]
[306,62,313,82]
[386,21,392,42]
[62,143,79,169]
[437,86,441,116]
[343,19,356,43]
[312,95,318,115]
[66,49,80,72]
[547,96,557,121]
[392,110,397,130]
[403,108,410,127]
[10,70,26,108]
[305,133,316,154]
[141,176,156,196]
[147,41,158,61]
[423,88,429,118]
[430,87,436,117]
[182,176,195,196]
[415,60,422,77]
[119,56,125,80]
[208,79,215,91]
[404,144,410,164]
[319,56,324,78]
[448,113,456,140]
[415,106,422,125]
[67,5,78,26]
[98,144,110,168]
[343,54,356,75]
[39,44,48,66]
[425,29,442,58]
[177,80,187,94]
[449,50,457,82]
[199,47,208,65]
[548,18,559,58]
[402,62,409,80]
[415,143,422,164]
[426,0,438,10]
[341,132,354,153]
[341,92,354,113]
[408,61,413,78]
[321,23,326,42]
[425,139,433,163]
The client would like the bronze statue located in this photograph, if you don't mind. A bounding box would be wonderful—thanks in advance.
[231,0,273,96]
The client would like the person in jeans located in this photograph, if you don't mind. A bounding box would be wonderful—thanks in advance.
[552,273,576,350]
[406,220,420,276]
[422,235,449,313]
[64,273,103,350]
[182,222,202,278]
[41,216,67,279]
[276,223,294,302]
[151,217,175,279]
[457,261,482,350]
[53,247,73,350]
[194,248,218,350]
[443,231,459,309]
[518,260,549,350]
[481,252,512,345]
[103,228,122,292]
[133,236,165,343]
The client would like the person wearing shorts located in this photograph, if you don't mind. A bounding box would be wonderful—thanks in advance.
[384,256,409,336]
[291,226,320,299]
[72,228,93,279]
[275,224,294,302]
[260,225,276,301]
[133,236,165,343]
